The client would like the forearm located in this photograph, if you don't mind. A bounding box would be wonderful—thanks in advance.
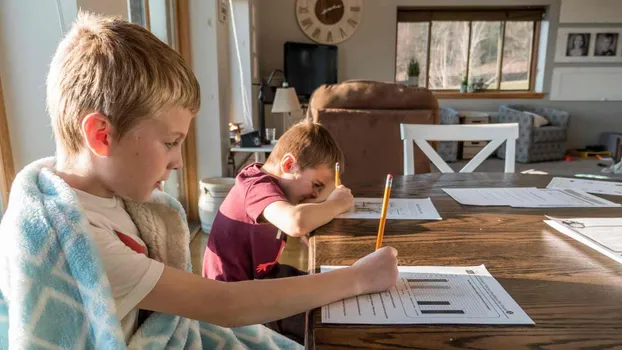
[140,265,361,327]
[288,201,343,237]
[221,267,361,326]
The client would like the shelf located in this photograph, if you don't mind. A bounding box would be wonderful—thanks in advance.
[434,91,545,99]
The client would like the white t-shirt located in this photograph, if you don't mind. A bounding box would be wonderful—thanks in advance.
[74,189,164,342]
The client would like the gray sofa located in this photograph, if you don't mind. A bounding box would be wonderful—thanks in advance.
[496,105,570,163]
[438,107,460,162]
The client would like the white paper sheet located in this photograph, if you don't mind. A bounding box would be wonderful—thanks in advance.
[337,198,442,220]
[545,217,622,264]
[321,265,533,325]
[547,177,622,197]
[443,187,620,208]
[442,187,536,206]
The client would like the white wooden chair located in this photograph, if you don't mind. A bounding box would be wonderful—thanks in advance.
[400,123,519,174]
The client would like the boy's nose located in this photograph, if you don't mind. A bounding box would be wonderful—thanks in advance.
[170,149,184,170]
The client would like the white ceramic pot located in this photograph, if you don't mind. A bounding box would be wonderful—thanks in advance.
[408,76,419,87]
[198,177,236,232]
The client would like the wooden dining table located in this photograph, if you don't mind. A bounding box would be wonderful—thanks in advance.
[306,173,622,349]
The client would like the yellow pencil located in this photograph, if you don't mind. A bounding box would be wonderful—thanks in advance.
[335,162,341,187]
[375,174,393,250]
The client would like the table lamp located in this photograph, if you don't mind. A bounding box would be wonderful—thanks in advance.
[272,82,302,135]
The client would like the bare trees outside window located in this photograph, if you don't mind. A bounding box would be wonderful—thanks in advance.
[396,8,543,91]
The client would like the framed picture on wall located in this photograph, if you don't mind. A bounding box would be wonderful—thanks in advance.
[555,28,622,63]
[565,33,590,57]
[594,33,619,56]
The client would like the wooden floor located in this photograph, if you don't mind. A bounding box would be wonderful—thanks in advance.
[189,232,308,275]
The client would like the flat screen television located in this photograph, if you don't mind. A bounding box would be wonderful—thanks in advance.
[284,42,338,102]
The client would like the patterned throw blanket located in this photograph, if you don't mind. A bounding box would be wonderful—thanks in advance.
[0,158,301,349]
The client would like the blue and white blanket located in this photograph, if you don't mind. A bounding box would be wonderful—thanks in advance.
[0,158,301,349]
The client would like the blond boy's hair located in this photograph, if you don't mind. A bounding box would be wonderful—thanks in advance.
[46,12,200,156]
[266,120,344,172]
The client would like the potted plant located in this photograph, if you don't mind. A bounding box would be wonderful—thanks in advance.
[467,78,475,93]
[469,78,488,92]
[460,74,468,93]
[407,58,420,87]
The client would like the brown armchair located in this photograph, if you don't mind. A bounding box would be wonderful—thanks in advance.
[308,80,439,188]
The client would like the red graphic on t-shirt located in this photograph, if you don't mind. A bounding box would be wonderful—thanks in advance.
[255,240,286,273]
[114,230,147,255]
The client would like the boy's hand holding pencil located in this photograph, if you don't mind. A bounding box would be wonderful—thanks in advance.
[329,162,353,214]
[327,185,354,214]
[351,246,399,295]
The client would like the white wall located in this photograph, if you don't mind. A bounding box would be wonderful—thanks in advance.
[257,0,622,149]
[560,0,622,23]
[190,0,231,179]
[0,0,65,171]
[0,0,129,171]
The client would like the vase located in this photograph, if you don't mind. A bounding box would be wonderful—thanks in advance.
[408,76,419,87]
[199,177,235,232]
[460,85,467,93]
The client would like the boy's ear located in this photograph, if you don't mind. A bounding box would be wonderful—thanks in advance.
[280,153,297,174]
[82,112,113,157]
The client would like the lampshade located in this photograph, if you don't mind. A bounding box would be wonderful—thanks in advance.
[271,86,301,113]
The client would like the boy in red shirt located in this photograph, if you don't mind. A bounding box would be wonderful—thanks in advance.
[203,120,354,342]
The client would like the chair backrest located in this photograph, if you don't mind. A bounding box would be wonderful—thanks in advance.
[400,123,519,174]
[309,80,440,187]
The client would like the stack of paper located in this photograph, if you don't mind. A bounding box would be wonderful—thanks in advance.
[337,198,442,220]
[321,265,534,325]
[443,187,620,208]
[545,217,622,264]
[547,177,622,197]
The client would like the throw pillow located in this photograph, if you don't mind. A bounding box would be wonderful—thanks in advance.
[524,111,549,127]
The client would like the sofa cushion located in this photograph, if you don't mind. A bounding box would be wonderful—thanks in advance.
[533,126,566,143]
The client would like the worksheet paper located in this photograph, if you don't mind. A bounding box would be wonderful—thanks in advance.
[321,265,533,325]
[545,217,622,264]
[547,177,622,197]
[442,187,620,208]
[337,198,442,220]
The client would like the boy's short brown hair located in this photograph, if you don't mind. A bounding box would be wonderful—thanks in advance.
[46,12,200,156]
[266,120,344,172]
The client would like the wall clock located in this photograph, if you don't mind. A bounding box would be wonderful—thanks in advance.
[295,0,363,45]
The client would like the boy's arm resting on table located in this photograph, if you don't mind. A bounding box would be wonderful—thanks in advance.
[262,185,354,237]
[138,247,398,328]
[262,200,342,237]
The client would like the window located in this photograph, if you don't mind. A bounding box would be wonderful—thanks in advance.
[396,7,544,92]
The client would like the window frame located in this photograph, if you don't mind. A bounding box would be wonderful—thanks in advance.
[129,0,200,222]
[174,0,200,223]
[395,7,544,97]
[0,74,15,213]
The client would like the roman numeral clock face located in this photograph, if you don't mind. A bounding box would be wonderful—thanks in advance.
[296,0,362,45]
